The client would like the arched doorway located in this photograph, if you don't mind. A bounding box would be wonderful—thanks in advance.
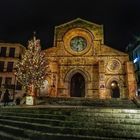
[70,73,85,97]
[110,81,120,98]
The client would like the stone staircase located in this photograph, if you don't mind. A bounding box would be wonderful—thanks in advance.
[37,97,137,108]
[0,107,140,139]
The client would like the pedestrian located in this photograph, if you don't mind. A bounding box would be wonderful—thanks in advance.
[3,89,10,106]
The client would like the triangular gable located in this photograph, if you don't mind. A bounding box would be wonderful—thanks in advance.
[100,45,128,56]
[53,18,104,46]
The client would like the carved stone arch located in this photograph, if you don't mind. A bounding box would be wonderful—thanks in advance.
[106,77,124,89]
[64,68,91,97]
[63,27,95,42]
[63,28,94,55]
[64,68,91,83]
[106,77,124,98]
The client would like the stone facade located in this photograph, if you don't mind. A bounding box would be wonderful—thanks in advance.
[43,18,137,99]
[0,43,25,100]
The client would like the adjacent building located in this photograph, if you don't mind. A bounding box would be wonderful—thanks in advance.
[0,43,25,100]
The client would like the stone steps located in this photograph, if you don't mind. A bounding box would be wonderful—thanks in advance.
[2,107,140,114]
[0,130,29,140]
[0,115,140,133]
[1,110,140,121]
[0,107,140,139]
[0,112,66,120]
[38,97,137,108]
[0,124,30,140]
[0,118,139,139]
[0,120,127,140]
[2,109,140,119]
[1,113,140,127]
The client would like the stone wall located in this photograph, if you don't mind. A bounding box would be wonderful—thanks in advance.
[44,18,137,99]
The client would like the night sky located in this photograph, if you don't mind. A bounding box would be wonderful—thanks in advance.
[0,0,140,51]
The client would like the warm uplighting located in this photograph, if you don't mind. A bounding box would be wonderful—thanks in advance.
[40,80,49,94]
[111,81,119,89]
[111,82,115,87]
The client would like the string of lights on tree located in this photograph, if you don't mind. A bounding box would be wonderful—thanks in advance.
[15,35,49,91]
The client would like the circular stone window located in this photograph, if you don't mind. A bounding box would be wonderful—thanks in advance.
[107,59,121,71]
[63,28,93,55]
[70,36,87,52]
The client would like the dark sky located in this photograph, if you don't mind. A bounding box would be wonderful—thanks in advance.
[0,0,140,51]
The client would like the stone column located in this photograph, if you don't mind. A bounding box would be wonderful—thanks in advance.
[99,60,106,99]
[50,61,58,97]
[126,62,137,99]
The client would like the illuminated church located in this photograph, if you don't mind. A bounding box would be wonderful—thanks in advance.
[42,18,137,99]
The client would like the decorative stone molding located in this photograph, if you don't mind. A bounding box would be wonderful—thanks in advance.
[63,28,94,55]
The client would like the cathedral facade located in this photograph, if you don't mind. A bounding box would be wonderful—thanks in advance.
[43,18,137,99]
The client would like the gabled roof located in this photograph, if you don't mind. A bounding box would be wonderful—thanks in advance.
[53,18,104,46]
[55,18,102,29]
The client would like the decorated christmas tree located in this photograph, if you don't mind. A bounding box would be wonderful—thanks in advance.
[15,35,49,96]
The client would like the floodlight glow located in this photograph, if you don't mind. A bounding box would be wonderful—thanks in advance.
[134,57,139,63]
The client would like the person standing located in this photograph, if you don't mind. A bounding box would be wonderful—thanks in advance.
[3,89,10,106]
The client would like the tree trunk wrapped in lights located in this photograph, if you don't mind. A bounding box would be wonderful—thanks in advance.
[15,35,49,103]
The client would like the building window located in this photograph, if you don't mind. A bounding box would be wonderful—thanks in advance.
[0,47,7,57]
[0,77,2,87]
[0,61,4,72]
[7,62,14,72]
[5,77,12,85]
[9,48,15,57]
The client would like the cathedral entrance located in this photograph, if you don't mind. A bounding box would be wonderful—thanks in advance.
[111,81,120,98]
[70,73,85,97]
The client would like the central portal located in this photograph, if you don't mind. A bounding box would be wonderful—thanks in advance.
[70,73,85,97]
